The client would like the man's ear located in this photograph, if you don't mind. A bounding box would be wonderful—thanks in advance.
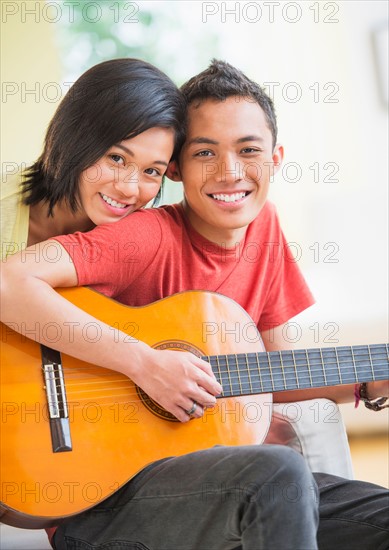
[272,144,284,175]
[166,160,182,182]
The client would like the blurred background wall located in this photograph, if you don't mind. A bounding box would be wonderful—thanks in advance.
[1,0,388,486]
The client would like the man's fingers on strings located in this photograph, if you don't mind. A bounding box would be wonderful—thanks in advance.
[194,357,222,388]
[194,366,223,395]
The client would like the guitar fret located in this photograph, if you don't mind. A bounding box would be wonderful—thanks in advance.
[306,349,313,387]
[245,353,254,394]
[319,348,327,386]
[385,344,389,364]
[321,348,341,386]
[292,350,312,389]
[307,349,325,387]
[225,355,234,397]
[375,344,388,364]
[235,354,243,395]
[218,355,231,397]
[278,350,295,391]
[350,347,358,384]
[247,354,260,392]
[267,353,275,391]
[291,349,300,389]
[335,348,342,385]
[367,346,375,381]
[354,345,374,381]
[258,353,273,393]
[280,351,287,392]
[215,355,222,387]
[238,355,252,394]
[339,347,357,384]
[268,351,288,392]
[256,353,265,393]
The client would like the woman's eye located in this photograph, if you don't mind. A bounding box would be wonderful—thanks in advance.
[110,154,125,164]
[144,168,161,177]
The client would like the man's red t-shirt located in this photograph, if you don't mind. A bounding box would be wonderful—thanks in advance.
[54,201,314,332]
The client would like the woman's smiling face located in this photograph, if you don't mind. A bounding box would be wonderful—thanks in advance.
[79,127,175,226]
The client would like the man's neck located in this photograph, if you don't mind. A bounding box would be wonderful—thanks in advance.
[181,200,247,249]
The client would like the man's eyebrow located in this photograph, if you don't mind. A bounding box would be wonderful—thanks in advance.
[186,135,265,147]
[186,137,219,147]
[236,135,264,144]
[115,143,168,167]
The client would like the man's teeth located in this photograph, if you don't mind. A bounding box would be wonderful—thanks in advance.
[101,193,128,209]
[211,192,247,203]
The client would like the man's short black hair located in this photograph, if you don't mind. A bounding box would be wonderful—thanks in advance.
[181,59,277,148]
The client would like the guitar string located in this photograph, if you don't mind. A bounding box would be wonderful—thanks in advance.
[59,364,388,401]
[56,343,388,371]
[59,348,389,376]
[60,362,388,383]
[60,343,388,364]
[60,355,388,380]
[59,367,388,403]
[57,347,388,399]
[60,359,389,376]
[61,358,388,379]
[61,366,388,389]
[63,381,389,403]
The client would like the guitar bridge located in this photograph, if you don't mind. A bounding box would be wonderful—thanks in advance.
[41,345,72,453]
[44,362,68,419]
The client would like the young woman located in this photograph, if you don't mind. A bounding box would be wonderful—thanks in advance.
[1,58,186,258]
[1,57,185,547]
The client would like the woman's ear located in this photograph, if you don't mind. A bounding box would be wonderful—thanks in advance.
[166,160,182,182]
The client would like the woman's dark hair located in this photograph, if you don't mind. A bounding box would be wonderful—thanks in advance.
[181,59,277,148]
[22,58,186,214]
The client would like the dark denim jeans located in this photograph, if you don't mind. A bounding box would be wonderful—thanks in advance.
[53,445,388,550]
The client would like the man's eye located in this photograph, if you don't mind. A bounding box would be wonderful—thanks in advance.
[241,147,260,154]
[195,150,213,157]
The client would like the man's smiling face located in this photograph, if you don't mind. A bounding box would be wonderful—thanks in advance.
[172,96,283,246]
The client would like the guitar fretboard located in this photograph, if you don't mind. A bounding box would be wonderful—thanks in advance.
[203,344,389,398]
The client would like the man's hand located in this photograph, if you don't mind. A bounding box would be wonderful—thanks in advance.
[365,380,389,401]
[129,348,223,422]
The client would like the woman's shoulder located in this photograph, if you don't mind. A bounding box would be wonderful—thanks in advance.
[1,172,30,259]
[0,171,25,201]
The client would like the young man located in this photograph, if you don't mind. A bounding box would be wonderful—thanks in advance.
[1,60,388,549]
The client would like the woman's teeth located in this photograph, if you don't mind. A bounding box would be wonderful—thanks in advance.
[211,192,247,203]
[100,193,128,209]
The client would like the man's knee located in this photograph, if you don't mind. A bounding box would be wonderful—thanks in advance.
[241,445,318,503]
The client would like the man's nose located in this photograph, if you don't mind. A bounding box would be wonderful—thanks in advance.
[215,154,243,184]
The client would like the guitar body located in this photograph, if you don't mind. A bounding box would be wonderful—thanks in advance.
[0,288,271,527]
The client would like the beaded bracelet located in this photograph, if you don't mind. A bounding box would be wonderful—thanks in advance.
[354,383,389,411]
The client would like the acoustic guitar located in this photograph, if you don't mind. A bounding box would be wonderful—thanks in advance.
[1,287,387,527]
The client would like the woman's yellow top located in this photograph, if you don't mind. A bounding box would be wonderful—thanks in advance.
[1,173,30,260]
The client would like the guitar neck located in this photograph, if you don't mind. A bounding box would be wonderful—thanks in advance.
[204,344,389,397]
